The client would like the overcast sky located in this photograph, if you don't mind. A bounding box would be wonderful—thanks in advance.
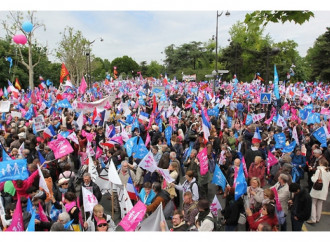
[1,1,330,66]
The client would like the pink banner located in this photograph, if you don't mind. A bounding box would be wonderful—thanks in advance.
[119,200,147,231]
[197,147,208,176]
[6,197,24,231]
[82,130,94,142]
[145,132,151,146]
[271,187,283,212]
[321,108,330,116]
[241,156,248,177]
[267,150,278,174]
[48,136,74,159]
[95,146,103,159]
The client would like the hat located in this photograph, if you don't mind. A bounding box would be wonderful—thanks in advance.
[97,219,107,226]
[18,132,26,139]
[58,178,70,186]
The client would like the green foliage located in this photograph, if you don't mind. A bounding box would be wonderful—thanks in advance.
[110,56,139,78]
[146,60,164,77]
[245,11,314,31]
[306,27,330,82]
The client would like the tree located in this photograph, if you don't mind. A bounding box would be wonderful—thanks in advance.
[146,60,163,77]
[56,27,90,85]
[139,61,148,76]
[2,11,46,89]
[306,27,330,82]
[110,56,139,78]
[244,11,314,31]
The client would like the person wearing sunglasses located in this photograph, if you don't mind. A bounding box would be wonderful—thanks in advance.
[84,204,116,231]
[96,219,109,232]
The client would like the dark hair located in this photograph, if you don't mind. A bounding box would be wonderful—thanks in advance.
[197,199,210,211]
[152,182,161,193]
[143,182,152,189]
[289,183,300,193]
[264,203,276,218]
[185,170,194,178]
[64,192,76,202]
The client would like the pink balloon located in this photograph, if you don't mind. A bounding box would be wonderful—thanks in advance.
[12,34,27,45]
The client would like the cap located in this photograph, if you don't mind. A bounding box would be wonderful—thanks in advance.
[97,219,107,226]
[58,178,70,186]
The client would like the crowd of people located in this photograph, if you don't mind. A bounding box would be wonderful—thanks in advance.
[0,75,330,232]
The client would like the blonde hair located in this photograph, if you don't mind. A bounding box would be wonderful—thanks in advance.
[250,177,261,187]
[93,204,104,214]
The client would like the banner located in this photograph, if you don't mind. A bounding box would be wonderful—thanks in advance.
[118,200,147,231]
[211,165,226,191]
[165,126,172,146]
[197,147,208,176]
[0,101,10,112]
[282,140,296,153]
[0,159,29,182]
[48,136,74,159]
[210,195,222,217]
[33,115,46,132]
[157,168,175,184]
[252,113,265,123]
[76,96,113,112]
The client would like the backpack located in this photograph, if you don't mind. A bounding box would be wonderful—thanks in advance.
[204,214,223,231]
[189,181,197,198]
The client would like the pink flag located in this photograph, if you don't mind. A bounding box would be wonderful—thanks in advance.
[79,76,88,94]
[0,88,3,97]
[267,150,278,174]
[145,132,151,146]
[6,198,24,231]
[95,146,103,159]
[241,156,248,177]
[6,115,12,125]
[67,132,79,145]
[110,136,123,145]
[48,136,74,159]
[197,147,208,176]
[271,187,283,212]
[38,202,49,222]
[82,130,94,142]
[119,200,147,231]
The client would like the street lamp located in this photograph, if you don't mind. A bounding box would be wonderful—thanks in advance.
[86,37,104,88]
[214,10,230,92]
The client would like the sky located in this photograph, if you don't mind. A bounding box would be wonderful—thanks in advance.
[1,1,330,67]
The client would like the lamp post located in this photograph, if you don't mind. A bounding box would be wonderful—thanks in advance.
[86,37,103,88]
[214,10,230,92]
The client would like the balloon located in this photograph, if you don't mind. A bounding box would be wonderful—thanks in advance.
[12,34,27,45]
[22,21,33,33]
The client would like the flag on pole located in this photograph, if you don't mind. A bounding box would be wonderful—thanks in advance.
[126,176,139,200]
[15,78,22,90]
[138,151,158,173]
[292,126,299,145]
[60,63,70,83]
[267,150,279,174]
[37,150,46,165]
[136,203,169,231]
[118,200,147,231]
[82,186,98,212]
[197,147,209,175]
[201,108,211,143]
[38,165,50,194]
[211,165,227,191]
[26,209,36,231]
[210,195,222,217]
[6,197,24,231]
[234,163,247,200]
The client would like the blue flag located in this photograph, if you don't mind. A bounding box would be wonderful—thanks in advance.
[131,117,140,132]
[165,126,172,146]
[24,104,34,120]
[282,140,296,153]
[307,112,321,125]
[64,219,74,230]
[245,114,253,125]
[273,65,280,99]
[313,127,327,147]
[124,136,138,157]
[37,150,46,165]
[55,98,72,109]
[212,165,227,191]
[46,79,53,86]
[2,146,12,161]
[274,133,286,149]
[235,163,247,200]
[0,159,29,182]
[26,209,36,231]
[26,198,33,214]
[227,117,232,128]
[133,142,149,159]
[292,166,300,183]
[126,114,134,124]
[184,145,193,162]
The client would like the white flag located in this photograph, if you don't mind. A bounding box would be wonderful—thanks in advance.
[276,114,287,129]
[121,124,130,142]
[39,101,47,112]
[18,142,24,157]
[252,113,265,123]
[157,168,174,183]
[82,186,98,212]
[76,111,84,130]
[117,185,133,218]
[37,165,50,194]
[324,125,330,139]
[292,126,299,145]
[67,132,79,145]
[86,141,95,156]
[136,203,169,231]
[0,193,8,227]
[166,105,174,117]
[88,155,98,182]
[138,151,158,173]
[210,195,222,217]
[108,159,123,185]
[173,107,181,116]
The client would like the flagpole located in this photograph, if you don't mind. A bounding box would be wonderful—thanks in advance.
[111,182,114,219]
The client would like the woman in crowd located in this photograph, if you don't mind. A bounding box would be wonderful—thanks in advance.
[84,204,116,231]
